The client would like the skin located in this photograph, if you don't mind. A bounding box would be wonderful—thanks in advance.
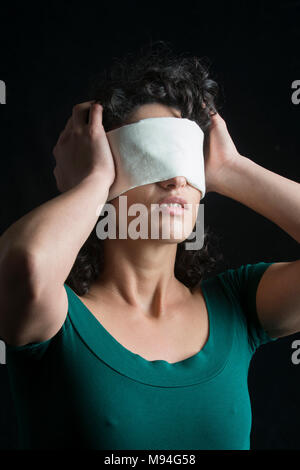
[82,103,203,322]
[84,101,300,341]
[1,97,299,351]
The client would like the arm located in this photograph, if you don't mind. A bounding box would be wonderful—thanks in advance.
[1,172,110,297]
[204,113,300,338]
[0,101,115,346]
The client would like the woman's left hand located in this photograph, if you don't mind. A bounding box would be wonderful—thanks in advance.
[203,112,243,193]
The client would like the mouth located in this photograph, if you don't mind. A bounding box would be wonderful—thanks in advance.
[156,196,188,216]
[157,196,187,207]
[158,204,185,216]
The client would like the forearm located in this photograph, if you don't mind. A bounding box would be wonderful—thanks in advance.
[214,155,300,244]
[0,172,110,290]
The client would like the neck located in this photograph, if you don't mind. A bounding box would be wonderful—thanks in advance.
[91,238,191,319]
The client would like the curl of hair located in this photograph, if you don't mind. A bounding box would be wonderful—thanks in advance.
[66,40,224,296]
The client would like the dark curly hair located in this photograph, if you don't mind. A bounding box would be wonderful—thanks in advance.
[66,40,225,296]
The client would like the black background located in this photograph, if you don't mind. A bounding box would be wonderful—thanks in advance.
[0,0,300,449]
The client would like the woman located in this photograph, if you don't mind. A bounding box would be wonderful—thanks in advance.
[1,41,300,450]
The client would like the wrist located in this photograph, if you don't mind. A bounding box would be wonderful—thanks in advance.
[210,154,251,195]
[81,170,113,190]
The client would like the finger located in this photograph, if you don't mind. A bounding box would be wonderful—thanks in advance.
[88,102,103,129]
[208,112,223,130]
[211,111,225,123]
[72,100,95,127]
[57,117,72,145]
[65,116,73,132]
[212,113,227,128]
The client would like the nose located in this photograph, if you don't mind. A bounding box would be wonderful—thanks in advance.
[157,175,187,190]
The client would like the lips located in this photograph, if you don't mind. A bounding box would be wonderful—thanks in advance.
[157,196,187,208]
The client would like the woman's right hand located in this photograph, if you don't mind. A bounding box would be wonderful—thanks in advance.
[52,101,116,193]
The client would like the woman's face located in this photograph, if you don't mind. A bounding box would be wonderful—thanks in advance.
[108,102,202,244]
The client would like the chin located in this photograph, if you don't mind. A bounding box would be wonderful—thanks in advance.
[155,221,194,242]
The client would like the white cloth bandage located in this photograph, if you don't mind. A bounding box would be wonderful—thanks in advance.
[106,116,206,202]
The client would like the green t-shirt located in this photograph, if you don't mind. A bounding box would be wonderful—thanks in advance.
[5,261,278,450]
